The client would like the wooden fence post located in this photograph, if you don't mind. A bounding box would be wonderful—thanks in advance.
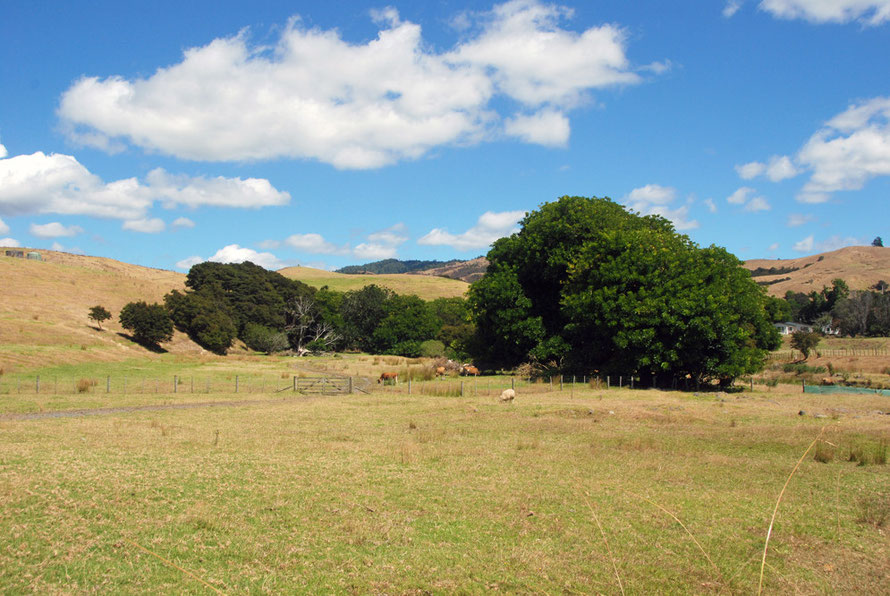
[174,375,178,393]
[107,376,111,394]
[348,376,353,394]
[36,376,39,394]
[235,376,239,393]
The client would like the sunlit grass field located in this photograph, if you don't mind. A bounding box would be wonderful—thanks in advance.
[1,362,887,594]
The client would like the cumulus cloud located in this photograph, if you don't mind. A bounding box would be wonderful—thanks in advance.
[175,256,204,270]
[0,216,8,234]
[146,169,289,209]
[759,0,890,25]
[172,217,195,228]
[29,222,84,238]
[58,1,650,168]
[0,142,7,158]
[285,233,348,255]
[793,234,864,253]
[787,213,815,227]
[123,218,166,233]
[0,237,20,247]
[724,1,744,17]
[796,97,890,201]
[504,109,570,147]
[735,155,798,181]
[0,149,290,221]
[208,244,285,270]
[703,198,718,213]
[726,186,770,211]
[279,224,408,260]
[419,210,525,250]
[624,184,699,230]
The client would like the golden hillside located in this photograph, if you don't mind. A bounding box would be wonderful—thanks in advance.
[0,249,200,372]
[278,265,469,299]
[743,245,890,296]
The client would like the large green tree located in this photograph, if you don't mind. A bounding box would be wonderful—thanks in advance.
[119,301,174,348]
[467,196,780,385]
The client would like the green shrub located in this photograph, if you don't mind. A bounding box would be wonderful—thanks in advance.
[242,323,289,353]
[419,339,446,358]
[119,302,173,348]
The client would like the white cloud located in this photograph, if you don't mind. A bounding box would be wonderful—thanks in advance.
[765,155,798,181]
[793,234,863,253]
[58,1,650,167]
[29,222,84,238]
[172,217,195,228]
[768,242,780,251]
[787,213,815,227]
[795,97,890,201]
[727,186,754,204]
[703,198,718,213]
[727,186,770,211]
[0,149,290,219]
[735,155,798,182]
[736,162,765,180]
[0,237,20,247]
[504,109,570,147]
[623,184,699,230]
[353,223,409,259]
[419,210,526,250]
[208,244,285,270]
[745,196,771,211]
[146,169,290,209]
[123,218,166,233]
[0,216,8,234]
[0,143,7,159]
[724,1,743,17]
[175,256,204,270]
[51,241,64,251]
[285,233,347,255]
[759,0,890,25]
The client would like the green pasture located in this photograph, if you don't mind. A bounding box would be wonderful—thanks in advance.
[1,379,888,594]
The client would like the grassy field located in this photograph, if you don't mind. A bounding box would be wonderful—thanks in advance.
[278,265,469,299]
[1,358,888,594]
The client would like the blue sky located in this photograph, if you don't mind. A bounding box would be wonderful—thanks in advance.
[1,0,889,271]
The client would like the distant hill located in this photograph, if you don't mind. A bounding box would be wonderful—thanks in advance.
[277,265,468,300]
[412,257,490,283]
[743,246,890,296]
[336,258,466,275]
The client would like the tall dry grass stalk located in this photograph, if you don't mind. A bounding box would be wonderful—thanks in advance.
[758,426,825,595]
[581,490,625,596]
[124,538,225,595]
[626,490,727,593]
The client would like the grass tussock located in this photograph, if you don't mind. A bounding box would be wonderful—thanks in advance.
[856,492,890,527]
[848,439,887,466]
[75,377,97,393]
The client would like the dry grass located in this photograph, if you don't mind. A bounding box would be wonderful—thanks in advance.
[744,245,890,296]
[0,376,887,594]
[277,265,469,299]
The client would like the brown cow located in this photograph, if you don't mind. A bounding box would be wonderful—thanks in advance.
[461,365,479,376]
[435,366,447,377]
[378,372,398,384]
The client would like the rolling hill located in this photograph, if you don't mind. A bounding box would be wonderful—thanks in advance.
[277,265,469,299]
[0,249,200,372]
[743,246,890,296]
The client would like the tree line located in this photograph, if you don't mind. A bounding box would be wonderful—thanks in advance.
[97,261,473,359]
[93,195,814,387]
[781,278,890,337]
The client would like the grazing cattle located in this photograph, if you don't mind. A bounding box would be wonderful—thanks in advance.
[820,377,835,386]
[378,372,398,384]
[461,365,480,376]
[435,366,447,377]
[499,388,515,402]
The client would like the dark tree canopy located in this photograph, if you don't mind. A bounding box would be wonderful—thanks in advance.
[467,196,780,385]
[873,236,883,247]
[185,261,314,333]
[119,301,173,348]
[88,305,112,329]
[790,330,820,360]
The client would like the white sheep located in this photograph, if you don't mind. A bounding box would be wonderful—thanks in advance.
[499,388,515,402]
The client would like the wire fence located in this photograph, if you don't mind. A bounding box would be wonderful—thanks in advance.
[770,348,890,361]
[0,373,641,397]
